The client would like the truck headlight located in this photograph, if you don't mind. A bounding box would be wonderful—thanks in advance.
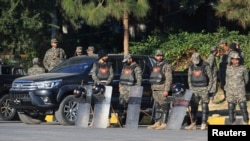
[35,80,62,89]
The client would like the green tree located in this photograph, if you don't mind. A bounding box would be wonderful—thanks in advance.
[0,0,57,66]
[59,0,150,54]
[213,0,250,29]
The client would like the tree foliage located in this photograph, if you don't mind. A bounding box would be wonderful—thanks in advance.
[0,0,56,66]
[214,0,250,29]
[130,27,250,70]
[59,0,150,54]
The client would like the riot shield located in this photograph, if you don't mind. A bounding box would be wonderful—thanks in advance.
[75,85,92,128]
[125,86,143,129]
[166,89,193,130]
[92,86,113,128]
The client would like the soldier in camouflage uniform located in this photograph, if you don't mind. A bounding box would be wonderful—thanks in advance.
[147,50,172,130]
[206,46,219,101]
[218,39,232,101]
[91,50,114,127]
[225,51,249,125]
[43,38,66,71]
[74,46,83,56]
[119,54,142,125]
[185,52,212,130]
[86,46,98,56]
[92,50,114,85]
[27,57,45,75]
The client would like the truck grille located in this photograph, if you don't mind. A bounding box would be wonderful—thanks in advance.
[9,93,30,100]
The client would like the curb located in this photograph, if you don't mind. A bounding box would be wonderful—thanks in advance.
[45,115,250,125]
[45,113,120,123]
[208,116,250,125]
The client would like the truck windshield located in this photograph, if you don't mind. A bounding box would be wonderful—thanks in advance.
[49,56,97,73]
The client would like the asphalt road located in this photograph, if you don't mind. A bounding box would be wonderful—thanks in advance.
[0,121,207,141]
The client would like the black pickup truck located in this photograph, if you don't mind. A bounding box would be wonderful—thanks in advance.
[0,65,26,121]
[9,54,188,125]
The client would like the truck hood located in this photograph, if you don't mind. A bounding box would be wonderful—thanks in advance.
[13,73,78,82]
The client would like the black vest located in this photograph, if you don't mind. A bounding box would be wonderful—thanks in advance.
[119,64,137,86]
[149,61,166,84]
[190,62,209,87]
[95,62,111,80]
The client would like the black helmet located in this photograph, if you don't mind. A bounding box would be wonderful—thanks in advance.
[171,83,185,97]
[92,83,105,100]
[74,86,86,98]
[98,50,107,59]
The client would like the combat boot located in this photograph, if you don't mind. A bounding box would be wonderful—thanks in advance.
[200,123,207,130]
[155,112,168,130]
[147,121,161,129]
[242,121,248,125]
[185,122,196,130]
[155,123,166,130]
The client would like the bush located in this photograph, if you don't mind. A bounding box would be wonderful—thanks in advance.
[130,27,250,70]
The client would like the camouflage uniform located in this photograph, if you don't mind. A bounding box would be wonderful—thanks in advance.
[186,52,212,130]
[219,49,232,89]
[147,50,172,130]
[27,65,45,75]
[43,48,66,71]
[225,51,249,124]
[92,61,114,85]
[206,47,218,95]
[118,54,142,124]
[151,62,172,107]
[119,63,142,102]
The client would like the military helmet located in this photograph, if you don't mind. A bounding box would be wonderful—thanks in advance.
[229,51,240,59]
[74,86,86,98]
[171,83,185,97]
[92,84,105,100]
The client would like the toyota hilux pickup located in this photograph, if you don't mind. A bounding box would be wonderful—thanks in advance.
[9,54,188,125]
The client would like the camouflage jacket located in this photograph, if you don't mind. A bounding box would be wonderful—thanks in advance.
[188,61,212,91]
[43,48,66,71]
[91,61,114,85]
[27,65,45,75]
[119,62,142,86]
[225,65,249,95]
[151,61,173,92]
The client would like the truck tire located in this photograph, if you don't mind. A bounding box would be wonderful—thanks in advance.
[55,95,78,125]
[18,112,45,124]
[0,94,18,121]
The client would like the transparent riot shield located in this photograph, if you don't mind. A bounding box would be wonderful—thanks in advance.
[92,86,113,128]
[125,86,143,129]
[75,85,92,128]
[166,89,193,130]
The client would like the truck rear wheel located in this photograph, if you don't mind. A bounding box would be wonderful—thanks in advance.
[18,112,45,124]
[55,95,78,125]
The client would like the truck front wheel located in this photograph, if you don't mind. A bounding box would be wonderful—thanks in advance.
[55,95,78,125]
[0,94,18,121]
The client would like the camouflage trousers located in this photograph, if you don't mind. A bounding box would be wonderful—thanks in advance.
[190,89,209,105]
[226,93,247,104]
[152,90,168,106]
[119,84,131,103]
